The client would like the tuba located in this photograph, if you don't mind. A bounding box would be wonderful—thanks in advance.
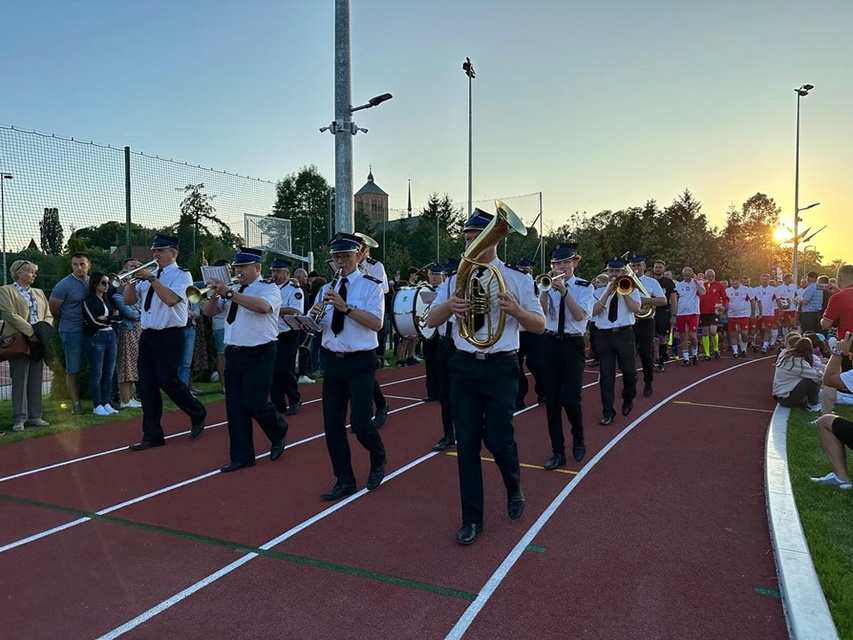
[456,200,528,347]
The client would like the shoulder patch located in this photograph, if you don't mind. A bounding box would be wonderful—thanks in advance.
[290,281,300,288]
[261,277,273,284]
[294,291,303,300]
[574,279,590,287]
[363,274,382,284]
[179,267,190,272]
[505,264,527,275]
[365,256,377,265]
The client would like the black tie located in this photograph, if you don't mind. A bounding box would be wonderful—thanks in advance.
[473,267,486,332]
[226,285,247,324]
[608,293,619,323]
[143,270,161,311]
[331,278,348,336]
[558,293,566,336]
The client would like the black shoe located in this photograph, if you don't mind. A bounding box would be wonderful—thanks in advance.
[543,453,567,470]
[654,361,665,372]
[702,355,711,362]
[371,405,388,429]
[128,440,165,451]
[189,421,205,440]
[270,437,286,461]
[714,350,720,360]
[421,396,438,403]
[220,460,256,473]
[643,382,653,397]
[71,402,84,416]
[572,442,586,462]
[456,522,483,545]
[691,355,699,366]
[507,489,525,520]
[285,401,301,416]
[537,395,547,405]
[599,415,614,426]
[621,400,634,416]
[432,436,455,452]
[366,461,386,490]
[321,482,357,501]
[587,359,599,367]
[681,359,690,367]
[514,400,525,411]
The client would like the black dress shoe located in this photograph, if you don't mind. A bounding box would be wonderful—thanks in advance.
[643,382,653,397]
[371,405,388,429]
[189,421,205,440]
[537,396,547,405]
[621,400,634,416]
[432,436,456,452]
[599,415,614,426]
[421,396,438,403]
[270,438,286,461]
[507,489,525,520]
[456,522,483,545]
[366,461,386,490]
[285,401,301,416]
[128,440,165,451]
[543,453,567,471]
[220,460,256,473]
[321,482,357,501]
[572,442,586,462]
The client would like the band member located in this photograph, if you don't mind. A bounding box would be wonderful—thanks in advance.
[126,234,206,451]
[514,257,546,409]
[698,268,728,360]
[651,260,676,370]
[725,276,754,358]
[202,248,289,472]
[355,232,390,428]
[312,232,387,501]
[427,209,545,546]
[672,267,707,366]
[539,243,593,469]
[592,257,641,425]
[628,255,667,395]
[421,263,444,402]
[431,259,458,452]
[269,258,305,416]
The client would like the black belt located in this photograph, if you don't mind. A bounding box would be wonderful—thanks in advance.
[226,341,275,351]
[142,326,185,333]
[327,349,374,359]
[459,350,517,361]
[544,330,584,339]
[598,325,632,332]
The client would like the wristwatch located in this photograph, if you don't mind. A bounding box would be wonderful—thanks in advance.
[146,275,156,283]
[344,304,355,316]
[224,290,234,300]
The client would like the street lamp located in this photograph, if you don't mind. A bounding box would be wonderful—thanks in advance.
[792,82,814,283]
[1,173,13,286]
[462,57,476,217]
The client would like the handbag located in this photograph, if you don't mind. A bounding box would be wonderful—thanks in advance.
[0,321,31,361]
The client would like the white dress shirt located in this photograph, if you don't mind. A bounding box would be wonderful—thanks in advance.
[135,263,191,330]
[319,269,384,353]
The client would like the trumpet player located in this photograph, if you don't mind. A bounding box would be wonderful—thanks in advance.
[539,243,593,469]
[269,258,305,417]
[591,257,642,426]
[628,255,667,396]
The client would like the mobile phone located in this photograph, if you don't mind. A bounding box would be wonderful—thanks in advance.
[817,283,830,291]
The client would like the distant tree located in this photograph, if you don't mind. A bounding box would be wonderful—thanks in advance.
[175,184,240,262]
[271,166,333,257]
[72,220,154,253]
[719,192,782,280]
[39,207,64,255]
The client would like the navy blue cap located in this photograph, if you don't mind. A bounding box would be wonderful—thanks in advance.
[150,234,179,250]
[428,262,444,274]
[605,257,626,269]
[463,208,494,232]
[270,258,292,270]
[628,254,646,265]
[443,258,460,275]
[515,257,535,270]
[329,232,361,253]
[551,243,579,262]
[232,247,263,266]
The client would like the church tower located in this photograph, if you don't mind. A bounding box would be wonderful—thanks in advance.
[354,167,389,227]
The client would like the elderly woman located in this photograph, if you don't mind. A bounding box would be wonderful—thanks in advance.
[0,259,53,432]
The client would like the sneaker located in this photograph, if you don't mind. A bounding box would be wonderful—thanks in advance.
[120,398,142,409]
[732,351,739,359]
[297,375,315,384]
[25,418,50,427]
[104,404,119,414]
[395,361,407,368]
[807,404,822,412]
[810,472,852,489]
[93,405,110,416]
[12,421,25,432]
[71,402,84,415]
[691,355,699,366]
[702,355,711,362]
[714,351,720,360]
[681,359,690,367]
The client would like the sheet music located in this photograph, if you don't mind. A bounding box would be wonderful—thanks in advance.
[200,265,230,284]
[285,315,322,332]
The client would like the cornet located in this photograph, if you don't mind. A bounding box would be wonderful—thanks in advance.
[109,259,159,287]
[535,272,565,292]
[186,277,239,305]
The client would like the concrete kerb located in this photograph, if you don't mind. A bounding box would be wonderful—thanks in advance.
[766,405,840,640]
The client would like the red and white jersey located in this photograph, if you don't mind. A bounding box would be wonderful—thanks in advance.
[674,279,703,316]
[726,285,752,318]
[752,284,778,316]
[776,283,797,310]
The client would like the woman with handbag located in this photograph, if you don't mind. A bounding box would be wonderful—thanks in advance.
[82,272,122,416]
[0,259,54,432]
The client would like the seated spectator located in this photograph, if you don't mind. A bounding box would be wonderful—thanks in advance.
[811,331,853,489]
[82,271,122,416]
[776,332,802,362]
[772,336,822,411]
[112,259,142,408]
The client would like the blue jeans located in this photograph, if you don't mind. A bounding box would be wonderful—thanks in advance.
[60,330,86,374]
[180,324,195,385]
[85,329,117,407]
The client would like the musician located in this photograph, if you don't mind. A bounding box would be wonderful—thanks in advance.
[202,248,289,472]
[514,257,546,409]
[427,209,545,546]
[355,232,390,429]
[269,258,305,416]
[430,259,458,452]
[698,268,728,361]
[421,263,444,402]
[126,234,207,451]
[672,267,707,365]
[591,257,641,425]
[311,232,387,501]
[539,243,593,469]
[628,255,667,396]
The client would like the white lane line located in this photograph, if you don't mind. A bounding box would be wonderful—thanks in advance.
[445,358,767,639]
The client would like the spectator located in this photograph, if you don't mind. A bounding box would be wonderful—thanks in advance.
[811,331,853,489]
[0,259,54,431]
[772,336,822,411]
[82,271,122,415]
[112,259,143,408]
[48,251,91,415]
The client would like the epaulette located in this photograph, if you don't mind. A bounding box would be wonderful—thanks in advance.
[363,274,382,284]
[365,256,378,265]
[261,277,273,284]
[180,267,190,272]
[290,281,300,288]
[505,264,527,275]
[575,279,591,287]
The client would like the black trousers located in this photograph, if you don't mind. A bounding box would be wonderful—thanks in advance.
[423,335,440,398]
[225,341,288,463]
[799,311,822,334]
[593,326,638,419]
[633,318,655,384]
[655,310,672,360]
[270,331,300,412]
[137,327,206,443]
[775,379,820,408]
[296,330,311,375]
[516,331,546,406]
[436,335,456,439]
[450,350,521,525]
[321,349,386,485]
[543,334,586,455]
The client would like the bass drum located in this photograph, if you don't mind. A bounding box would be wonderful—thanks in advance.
[392,286,437,340]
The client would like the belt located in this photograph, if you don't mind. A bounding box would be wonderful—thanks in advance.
[599,325,632,332]
[226,341,275,351]
[329,349,374,359]
[544,330,584,339]
[459,350,517,361]
[142,326,185,333]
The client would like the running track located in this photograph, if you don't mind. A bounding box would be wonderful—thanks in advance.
[0,357,788,639]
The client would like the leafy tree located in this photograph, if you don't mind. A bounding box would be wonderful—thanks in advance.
[174,183,240,262]
[718,193,783,280]
[271,166,333,258]
[72,220,154,253]
[39,207,64,255]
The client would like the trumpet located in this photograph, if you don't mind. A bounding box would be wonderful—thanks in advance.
[536,272,565,292]
[186,277,239,304]
[109,259,159,287]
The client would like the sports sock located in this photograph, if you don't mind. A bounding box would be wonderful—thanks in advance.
[712,334,719,352]
[702,335,710,356]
